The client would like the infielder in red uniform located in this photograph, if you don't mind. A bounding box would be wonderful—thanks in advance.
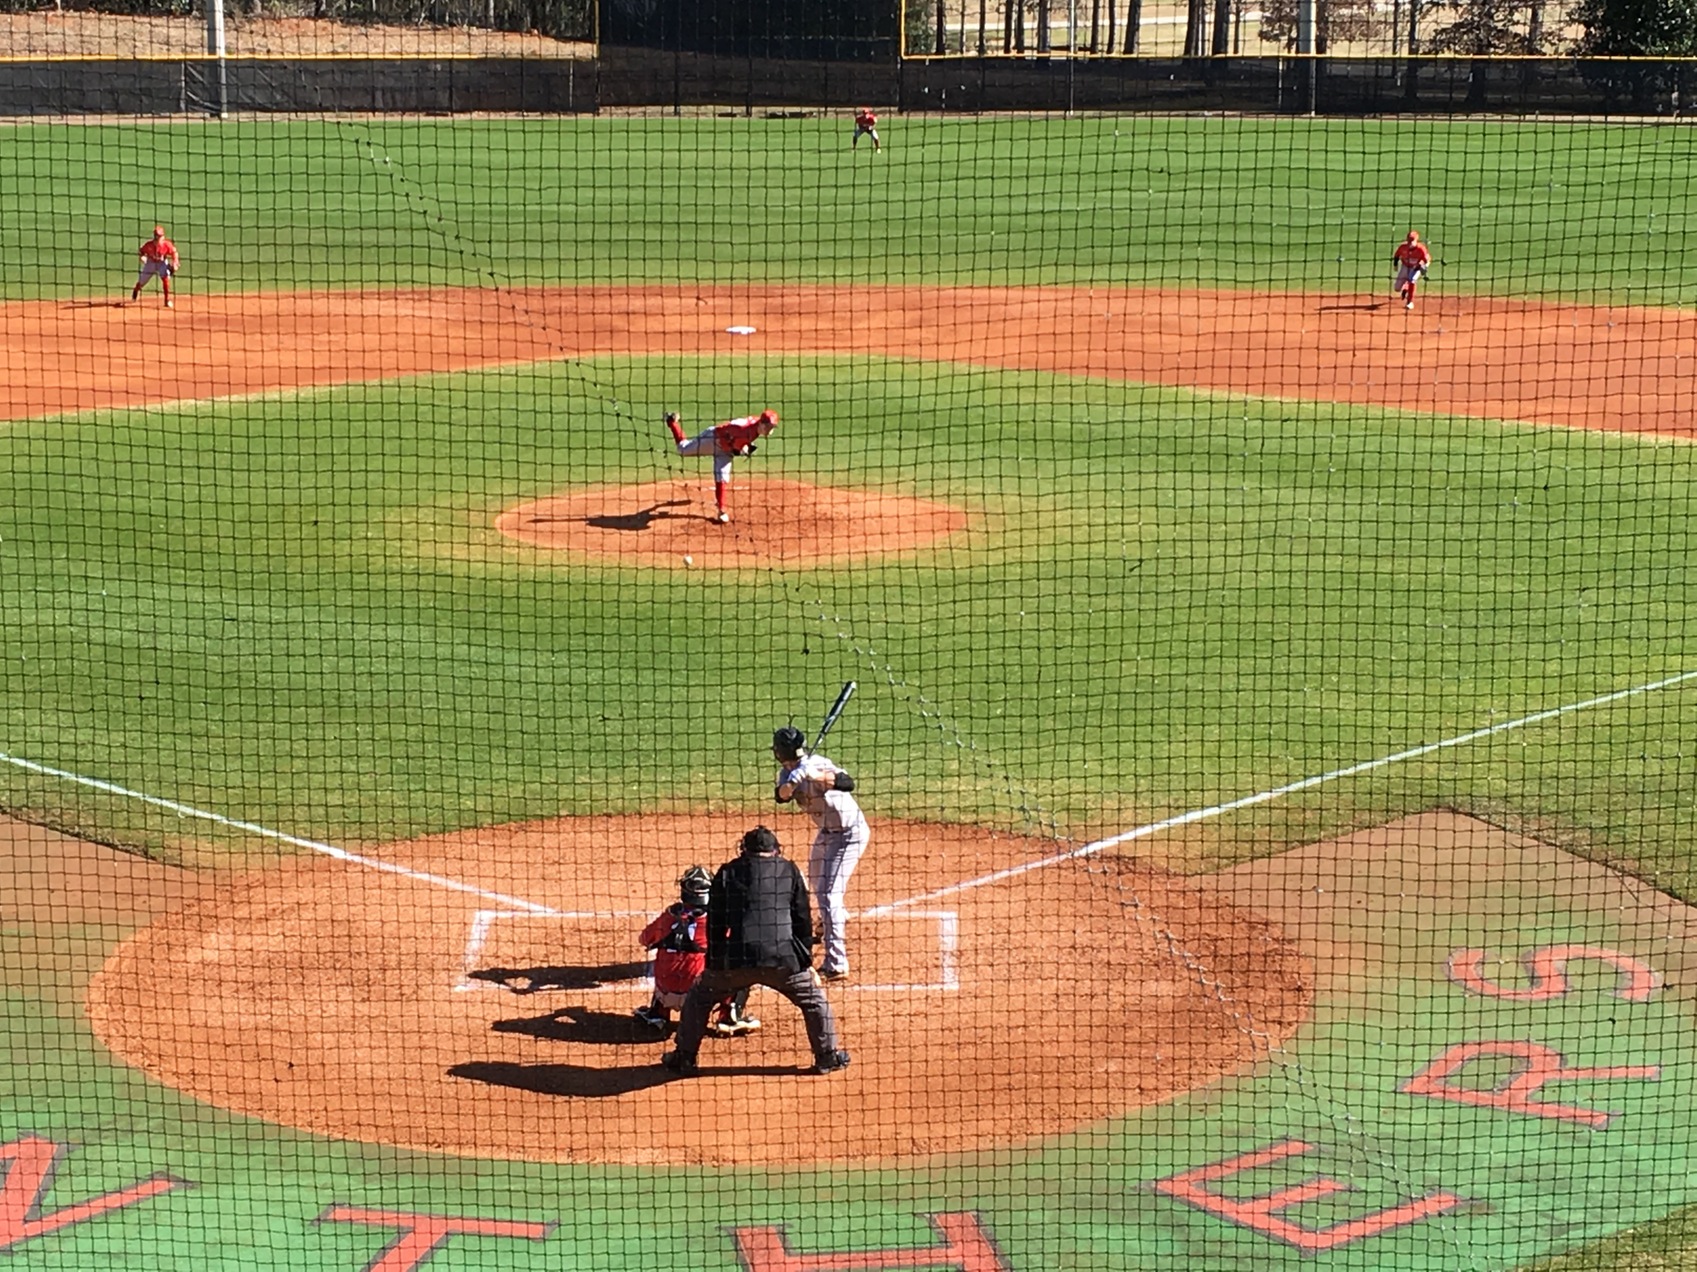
[1391,230,1431,312]
[634,866,761,1037]
[664,409,778,524]
[132,226,179,308]
[853,107,881,151]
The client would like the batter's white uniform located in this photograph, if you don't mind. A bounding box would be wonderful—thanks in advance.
[776,752,869,978]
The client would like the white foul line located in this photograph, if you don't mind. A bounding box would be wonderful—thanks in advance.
[864,668,1697,917]
[6,668,1693,926]
[0,750,559,916]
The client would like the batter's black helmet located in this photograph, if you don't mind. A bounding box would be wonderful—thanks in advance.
[678,865,711,906]
[772,725,806,760]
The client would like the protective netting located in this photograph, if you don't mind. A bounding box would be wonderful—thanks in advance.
[3,89,1697,1272]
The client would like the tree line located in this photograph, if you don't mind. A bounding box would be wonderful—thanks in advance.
[906,0,1697,60]
[12,0,593,41]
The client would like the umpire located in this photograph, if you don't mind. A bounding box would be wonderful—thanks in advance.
[662,826,851,1077]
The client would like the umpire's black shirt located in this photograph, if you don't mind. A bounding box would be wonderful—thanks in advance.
[706,850,814,972]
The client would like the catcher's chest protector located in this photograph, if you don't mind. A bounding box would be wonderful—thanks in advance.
[657,906,707,954]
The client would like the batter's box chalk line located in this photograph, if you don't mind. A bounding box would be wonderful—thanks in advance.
[454,908,959,994]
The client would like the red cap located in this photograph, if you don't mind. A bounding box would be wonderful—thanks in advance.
[153,225,165,236]
[758,409,779,427]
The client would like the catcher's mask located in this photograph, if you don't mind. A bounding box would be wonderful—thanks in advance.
[678,865,712,907]
[740,826,781,856]
[772,725,807,761]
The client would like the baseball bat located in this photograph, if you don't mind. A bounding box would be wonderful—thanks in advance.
[812,681,857,751]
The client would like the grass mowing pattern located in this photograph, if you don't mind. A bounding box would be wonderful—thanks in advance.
[1,357,1692,886]
[5,116,1697,303]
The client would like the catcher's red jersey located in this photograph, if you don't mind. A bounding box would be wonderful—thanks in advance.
[640,904,708,995]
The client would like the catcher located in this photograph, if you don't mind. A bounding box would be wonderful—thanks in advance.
[132,225,179,308]
[1391,230,1431,312]
[634,866,760,1038]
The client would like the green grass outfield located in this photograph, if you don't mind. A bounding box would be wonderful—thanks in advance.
[5,115,1697,303]
[1,115,1696,1270]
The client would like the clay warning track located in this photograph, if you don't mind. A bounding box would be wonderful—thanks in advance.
[11,285,1693,439]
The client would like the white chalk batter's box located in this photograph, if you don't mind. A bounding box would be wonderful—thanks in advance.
[454,908,960,994]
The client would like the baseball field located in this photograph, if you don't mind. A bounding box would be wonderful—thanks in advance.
[3,112,1697,1270]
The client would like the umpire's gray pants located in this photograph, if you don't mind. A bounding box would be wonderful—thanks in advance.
[673,966,840,1063]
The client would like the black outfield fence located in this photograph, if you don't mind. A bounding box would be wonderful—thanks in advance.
[0,56,592,115]
[1,52,1693,115]
[895,55,1697,115]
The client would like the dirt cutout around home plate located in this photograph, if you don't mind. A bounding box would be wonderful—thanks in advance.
[86,813,1311,1167]
[496,478,970,567]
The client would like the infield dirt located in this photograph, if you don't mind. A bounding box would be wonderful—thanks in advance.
[11,285,1693,440]
[85,813,1312,1167]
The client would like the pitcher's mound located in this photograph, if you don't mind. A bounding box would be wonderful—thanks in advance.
[495,478,969,568]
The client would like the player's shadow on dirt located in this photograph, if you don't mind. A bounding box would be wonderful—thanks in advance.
[449,1059,678,1098]
[450,1059,807,1097]
[530,499,692,532]
[1316,301,1387,312]
[467,962,648,994]
[493,1005,657,1045]
[62,299,133,310]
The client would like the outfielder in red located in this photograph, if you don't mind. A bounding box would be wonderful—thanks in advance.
[1391,230,1431,311]
[634,867,760,1037]
[664,408,778,524]
[853,107,881,151]
[132,225,179,308]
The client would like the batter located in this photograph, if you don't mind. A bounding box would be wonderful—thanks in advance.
[772,724,869,981]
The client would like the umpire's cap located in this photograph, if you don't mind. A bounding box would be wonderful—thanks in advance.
[772,725,806,760]
[740,826,781,855]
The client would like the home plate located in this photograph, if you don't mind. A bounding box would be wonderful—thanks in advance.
[726,325,757,335]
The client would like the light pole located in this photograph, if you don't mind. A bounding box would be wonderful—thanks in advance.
[205,0,227,118]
